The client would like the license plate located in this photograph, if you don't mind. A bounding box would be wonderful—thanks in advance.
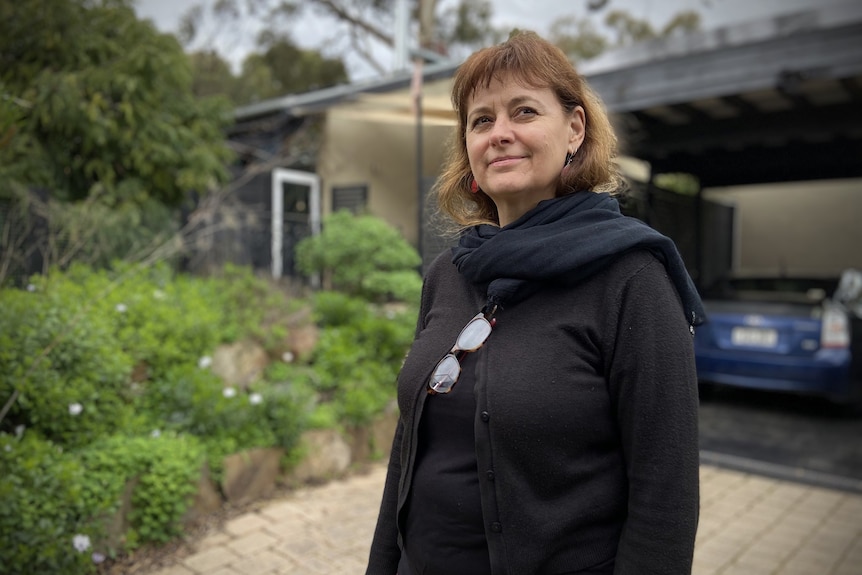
[731,327,778,347]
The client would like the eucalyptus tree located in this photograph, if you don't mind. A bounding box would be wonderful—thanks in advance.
[0,0,236,281]
[0,0,234,207]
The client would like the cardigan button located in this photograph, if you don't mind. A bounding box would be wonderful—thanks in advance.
[486,470,495,481]
[490,522,502,533]
[480,411,490,422]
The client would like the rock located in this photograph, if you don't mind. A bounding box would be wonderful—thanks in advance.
[346,402,399,463]
[99,476,138,551]
[184,462,223,525]
[211,340,269,389]
[289,429,352,483]
[221,447,284,505]
[370,403,399,459]
[285,323,319,362]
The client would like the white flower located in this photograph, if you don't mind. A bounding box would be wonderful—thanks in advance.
[72,534,91,553]
[115,303,127,313]
[198,356,212,369]
[26,283,36,292]
[91,552,106,564]
[68,403,83,416]
[249,393,263,405]
[281,351,295,363]
[150,429,161,438]
[152,289,166,300]
[222,387,236,398]
[14,425,25,437]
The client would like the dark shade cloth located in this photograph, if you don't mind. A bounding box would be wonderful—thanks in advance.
[451,190,706,326]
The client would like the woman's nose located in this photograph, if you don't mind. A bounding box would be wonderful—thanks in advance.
[488,117,514,145]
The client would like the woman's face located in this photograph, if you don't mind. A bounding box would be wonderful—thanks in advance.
[465,73,585,226]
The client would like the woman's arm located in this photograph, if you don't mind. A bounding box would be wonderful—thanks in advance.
[365,419,405,575]
[607,257,700,574]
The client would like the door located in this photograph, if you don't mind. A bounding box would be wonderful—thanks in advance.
[271,169,320,280]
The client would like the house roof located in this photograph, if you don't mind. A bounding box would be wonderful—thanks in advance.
[233,60,459,123]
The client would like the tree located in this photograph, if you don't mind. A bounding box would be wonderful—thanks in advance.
[604,9,701,46]
[188,49,238,100]
[180,0,503,79]
[548,16,608,61]
[548,2,702,62]
[439,0,503,57]
[255,34,349,95]
[0,0,234,207]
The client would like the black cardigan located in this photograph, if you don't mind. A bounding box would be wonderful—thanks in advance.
[366,249,700,575]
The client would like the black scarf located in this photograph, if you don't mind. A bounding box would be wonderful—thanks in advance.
[451,191,706,326]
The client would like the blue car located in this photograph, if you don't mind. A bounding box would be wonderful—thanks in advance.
[694,273,862,406]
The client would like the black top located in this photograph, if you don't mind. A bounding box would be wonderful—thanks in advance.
[402,352,492,574]
[366,249,700,575]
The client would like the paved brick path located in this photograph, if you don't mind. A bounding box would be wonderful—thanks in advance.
[145,463,862,575]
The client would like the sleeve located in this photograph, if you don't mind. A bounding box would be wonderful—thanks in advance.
[365,420,404,575]
[366,257,442,574]
[606,257,700,575]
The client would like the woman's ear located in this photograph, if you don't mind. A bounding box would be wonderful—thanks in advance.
[569,105,586,149]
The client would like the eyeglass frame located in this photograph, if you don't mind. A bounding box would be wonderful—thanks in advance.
[427,304,497,395]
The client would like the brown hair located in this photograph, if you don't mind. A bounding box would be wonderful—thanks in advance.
[434,31,620,229]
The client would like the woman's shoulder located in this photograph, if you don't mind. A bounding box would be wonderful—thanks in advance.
[423,247,458,281]
[595,248,668,286]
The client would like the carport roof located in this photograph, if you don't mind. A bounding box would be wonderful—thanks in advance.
[581,1,862,187]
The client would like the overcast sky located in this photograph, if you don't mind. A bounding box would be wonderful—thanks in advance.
[134,0,831,80]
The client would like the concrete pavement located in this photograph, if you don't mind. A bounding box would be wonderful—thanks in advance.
[144,462,862,575]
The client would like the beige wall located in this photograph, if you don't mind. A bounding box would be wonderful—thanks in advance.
[317,79,456,247]
[704,179,862,277]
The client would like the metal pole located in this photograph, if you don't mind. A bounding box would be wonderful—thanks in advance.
[413,58,424,261]
[394,0,409,71]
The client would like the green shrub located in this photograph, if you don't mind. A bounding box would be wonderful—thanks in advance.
[138,364,305,481]
[295,210,423,303]
[363,269,423,303]
[255,381,311,451]
[0,429,206,574]
[0,432,101,575]
[312,290,373,327]
[78,432,206,548]
[0,232,417,571]
[304,292,414,426]
[207,263,295,348]
[0,261,315,571]
[0,282,135,449]
[102,263,234,379]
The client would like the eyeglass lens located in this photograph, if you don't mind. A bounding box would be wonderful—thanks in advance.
[455,315,492,352]
[429,355,461,393]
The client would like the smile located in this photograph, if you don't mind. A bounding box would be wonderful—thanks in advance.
[489,156,523,167]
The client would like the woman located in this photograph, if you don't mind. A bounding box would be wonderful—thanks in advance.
[366,31,704,575]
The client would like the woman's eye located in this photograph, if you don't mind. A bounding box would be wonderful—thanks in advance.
[517,107,538,117]
[471,116,492,128]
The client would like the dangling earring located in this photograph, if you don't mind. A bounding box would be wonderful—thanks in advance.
[561,150,576,176]
[470,176,480,194]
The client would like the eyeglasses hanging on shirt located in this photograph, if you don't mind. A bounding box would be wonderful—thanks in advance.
[427,305,497,395]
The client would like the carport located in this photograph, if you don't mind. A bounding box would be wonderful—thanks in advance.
[580,1,862,286]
